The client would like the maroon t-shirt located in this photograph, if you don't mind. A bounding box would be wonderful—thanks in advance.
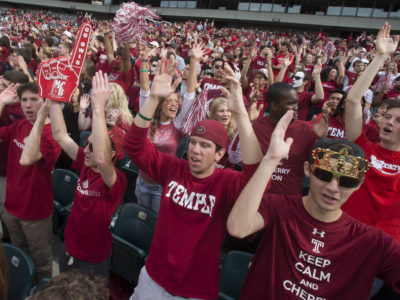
[313,113,346,139]
[319,81,338,108]
[124,123,258,299]
[297,91,313,121]
[253,117,315,195]
[241,194,400,300]
[251,55,267,71]
[0,119,61,220]
[65,147,126,263]
[107,64,135,93]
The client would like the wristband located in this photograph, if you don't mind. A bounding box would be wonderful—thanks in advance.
[141,59,149,62]
[80,110,86,114]
[140,69,149,73]
[138,111,153,121]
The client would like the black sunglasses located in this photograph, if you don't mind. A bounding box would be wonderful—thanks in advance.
[84,140,93,152]
[213,65,224,70]
[312,167,360,189]
[292,75,304,80]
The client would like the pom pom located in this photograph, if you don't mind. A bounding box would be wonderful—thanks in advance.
[178,90,209,136]
[112,2,160,44]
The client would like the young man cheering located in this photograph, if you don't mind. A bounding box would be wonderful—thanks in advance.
[227,113,400,298]
[124,56,263,299]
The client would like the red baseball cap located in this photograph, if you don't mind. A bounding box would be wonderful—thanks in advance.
[191,120,228,149]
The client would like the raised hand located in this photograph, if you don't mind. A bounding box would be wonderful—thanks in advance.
[0,83,20,106]
[313,110,329,139]
[223,62,246,115]
[283,55,293,67]
[91,71,113,110]
[266,110,293,161]
[150,56,180,101]
[79,93,91,111]
[247,100,263,122]
[312,61,322,79]
[37,22,92,103]
[37,99,51,122]
[191,39,208,61]
[375,22,400,57]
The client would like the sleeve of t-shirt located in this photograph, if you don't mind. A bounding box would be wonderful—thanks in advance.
[354,131,373,158]
[174,92,195,130]
[39,124,61,169]
[376,231,400,292]
[0,123,12,143]
[123,122,180,185]
[106,168,127,204]
[71,147,85,173]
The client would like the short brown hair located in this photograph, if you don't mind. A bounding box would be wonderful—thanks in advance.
[30,269,109,300]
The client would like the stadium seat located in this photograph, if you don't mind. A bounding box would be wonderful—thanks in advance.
[219,250,254,300]
[52,169,79,239]
[30,277,51,295]
[3,243,35,300]
[120,159,139,203]
[110,203,157,285]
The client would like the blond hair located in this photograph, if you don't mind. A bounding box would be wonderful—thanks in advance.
[210,97,235,140]
[106,83,133,126]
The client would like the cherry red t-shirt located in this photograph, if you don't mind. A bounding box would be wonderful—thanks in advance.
[253,117,315,195]
[107,64,135,93]
[0,119,61,220]
[123,123,258,299]
[65,147,126,263]
[241,194,400,299]
[342,132,400,242]
[0,103,24,176]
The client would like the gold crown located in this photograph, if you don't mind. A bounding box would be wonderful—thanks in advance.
[312,148,370,178]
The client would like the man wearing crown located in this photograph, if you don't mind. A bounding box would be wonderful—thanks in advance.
[226,23,400,300]
[227,127,400,299]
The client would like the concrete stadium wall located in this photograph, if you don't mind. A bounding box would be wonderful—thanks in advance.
[1,0,399,32]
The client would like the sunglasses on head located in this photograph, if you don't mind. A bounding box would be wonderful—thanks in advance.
[312,166,361,189]
[214,65,224,70]
[84,140,93,152]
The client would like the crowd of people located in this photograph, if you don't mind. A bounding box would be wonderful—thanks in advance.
[0,6,399,300]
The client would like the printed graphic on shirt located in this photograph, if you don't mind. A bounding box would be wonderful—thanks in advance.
[283,228,330,300]
[76,178,101,197]
[165,180,216,217]
[370,155,400,175]
[327,127,345,139]
[271,154,290,182]
[13,136,28,149]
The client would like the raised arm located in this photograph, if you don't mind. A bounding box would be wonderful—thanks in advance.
[78,93,92,131]
[0,84,19,120]
[224,63,263,164]
[187,39,207,93]
[311,62,324,104]
[275,56,292,83]
[134,56,180,129]
[49,101,79,161]
[20,100,49,165]
[241,46,257,89]
[266,48,275,86]
[90,71,116,188]
[345,23,399,142]
[227,110,293,238]
[103,22,114,65]
[122,43,132,75]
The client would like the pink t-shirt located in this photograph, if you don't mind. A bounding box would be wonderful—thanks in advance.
[241,194,400,299]
[253,116,315,196]
[0,119,61,220]
[342,132,400,242]
[124,123,258,299]
[65,147,126,263]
